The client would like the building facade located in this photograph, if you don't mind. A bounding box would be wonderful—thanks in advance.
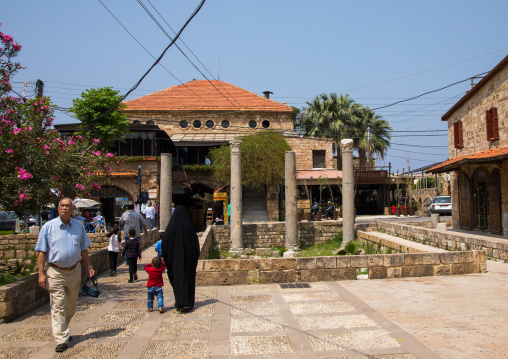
[428,55,508,235]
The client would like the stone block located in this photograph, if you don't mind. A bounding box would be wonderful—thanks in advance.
[404,254,423,266]
[368,255,384,267]
[238,259,257,271]
[298,269,330,282]
[330,268,357,280]
[452,263,480,275]
[473,250,486,264]
[401,266,414,278]
[196,261,205,271]
[219,271,248,285]
[458,251,474,263]
[259,270,296,284]
[254,259,272,270]
[203,260,222,272]
[336,256,351,268]
[434,265,451,276]
[421,253,440,265]
[387,267,402,278]
[243,248,254,255]
[369,266,388,279]
[247,270,259,283]
[384,254,404,267]
[296,257,316,270]
[350,255,368,268]
[316,256,337,269]
[255,248,272,256]
[196,271,220,286]
[271,258,296,270]
[412,265,435,277]
[439,252,460,264]
[222,259,239,271]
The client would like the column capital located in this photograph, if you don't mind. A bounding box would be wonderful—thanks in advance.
[230,140,242,154]
[341,139,354,151]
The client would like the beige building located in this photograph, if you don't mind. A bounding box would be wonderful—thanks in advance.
[428,55,508,235]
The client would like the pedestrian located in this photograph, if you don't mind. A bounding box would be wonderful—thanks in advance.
[154,232,163,257]
[35,198,95,353]
[227,203,231,225]
[119,203,147,264]
[107,226,121,276]
[144,201,156,229]
[122,228,142,283]
[161,206,200,313]
[145,256,166,313]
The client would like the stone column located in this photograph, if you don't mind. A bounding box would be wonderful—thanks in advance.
[229,140,243,253]
[284,151,298,255]
[159,153,172,231]
[341,139,355,245]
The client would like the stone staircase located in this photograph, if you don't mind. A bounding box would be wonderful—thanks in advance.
[242,184,269,222]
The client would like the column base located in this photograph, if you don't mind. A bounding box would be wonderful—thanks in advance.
[283,248,300,258]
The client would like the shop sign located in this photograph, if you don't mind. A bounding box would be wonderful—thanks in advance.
[354,170,389,184]
[214,192,228,201]
[148,189,157,199]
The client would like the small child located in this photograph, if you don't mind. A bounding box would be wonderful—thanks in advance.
[154,232,163,257]
[122,228,141,283]
[107,226,122,276]
[145,256,166,313]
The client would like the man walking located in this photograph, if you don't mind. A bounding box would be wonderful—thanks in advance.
[36,198,95,353]
[144,201,156,229]
[119,203,148,241]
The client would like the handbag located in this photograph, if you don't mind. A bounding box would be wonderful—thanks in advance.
[81,275,101,298]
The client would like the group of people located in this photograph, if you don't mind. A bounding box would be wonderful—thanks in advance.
[35,198,200,353]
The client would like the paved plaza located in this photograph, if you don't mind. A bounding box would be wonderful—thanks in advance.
[0,239,507,359]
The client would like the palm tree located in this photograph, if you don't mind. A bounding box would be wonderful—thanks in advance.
[352,106,392,169]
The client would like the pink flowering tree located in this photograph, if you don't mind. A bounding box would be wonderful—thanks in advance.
[0,24,115,221]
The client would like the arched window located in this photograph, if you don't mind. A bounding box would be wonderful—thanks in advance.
[262,120,270,128]
[193,120,202,128]
[221,120,230,128]
[180,120,188,128]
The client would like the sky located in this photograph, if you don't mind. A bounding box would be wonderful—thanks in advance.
[3,0,508,173]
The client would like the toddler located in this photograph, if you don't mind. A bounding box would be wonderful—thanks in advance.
[145,256,166,313]
[107,226,121,276]
[122,228,141,283]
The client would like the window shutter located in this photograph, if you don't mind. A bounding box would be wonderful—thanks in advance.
[454,122,459,148]
[492,108,499,141]
[458,121,463,148]
[486,109,493,141]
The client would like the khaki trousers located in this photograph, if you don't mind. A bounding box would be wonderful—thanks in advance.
[47,264,81,344]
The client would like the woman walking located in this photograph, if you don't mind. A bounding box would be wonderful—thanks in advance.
[162,206,200,312]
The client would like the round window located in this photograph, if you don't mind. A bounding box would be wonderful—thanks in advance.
[262,120,270,128]
[206,120,214,128]
[249,120,257,128]
[193,120,202,128]
[179,120,188,128]
[221,120,230,128]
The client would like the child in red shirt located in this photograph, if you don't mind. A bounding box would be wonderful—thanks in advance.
[145,256,166,313]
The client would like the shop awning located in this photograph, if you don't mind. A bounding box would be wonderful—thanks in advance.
[170,133,240,146]
[296,169,342,184]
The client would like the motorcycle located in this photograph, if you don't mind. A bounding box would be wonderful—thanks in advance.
[311,201,336,220]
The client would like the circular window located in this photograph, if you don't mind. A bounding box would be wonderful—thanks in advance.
[193,120,202,128]
[179,120,188,128]
[249,120,257,128]
[206,120,214,128]
[221,120,230,128]
[262,120,270,128]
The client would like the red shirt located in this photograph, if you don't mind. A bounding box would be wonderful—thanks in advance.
[144,261,165,287]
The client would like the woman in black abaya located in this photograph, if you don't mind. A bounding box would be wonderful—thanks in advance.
[161,205,200,312]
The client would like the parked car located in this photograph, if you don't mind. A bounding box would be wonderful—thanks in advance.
[0,211,16,231]
[430,196,452,215]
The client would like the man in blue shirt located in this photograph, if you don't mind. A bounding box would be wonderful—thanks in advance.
[36,198,95,353]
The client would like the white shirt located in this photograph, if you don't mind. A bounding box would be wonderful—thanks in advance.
[144,206,156,219]
[108,234,121,252]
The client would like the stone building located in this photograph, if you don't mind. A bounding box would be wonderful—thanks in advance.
[428,55,508,235]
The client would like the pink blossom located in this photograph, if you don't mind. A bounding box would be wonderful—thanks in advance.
[81,167,87,171]
[106,153,114,157]
[13,128,21,134]
[87,172,93,176]
[94,151,101,156]
[75,183,85,191]
[13,43,21,51]
[15,193,30,205]
[87,193,92,198]
[53,176,58,182]
[93,139,100,143]
[91,182,101,190]
[5,149,13,153]
[16,167,33,180]
[67,139,76,145]
[76,135,83,139]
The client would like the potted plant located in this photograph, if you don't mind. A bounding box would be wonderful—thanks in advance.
[305,209,312,222]
[395,203,402,217]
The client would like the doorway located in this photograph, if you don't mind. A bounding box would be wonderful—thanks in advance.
[472,169,489,230]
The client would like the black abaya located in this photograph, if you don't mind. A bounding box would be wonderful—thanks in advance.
[161,206,200,310]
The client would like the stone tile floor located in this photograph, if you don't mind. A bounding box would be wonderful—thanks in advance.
[0,244,438,359]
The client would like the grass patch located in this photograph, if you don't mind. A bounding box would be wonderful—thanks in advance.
[0,230,14,236]
[299,233,343,257]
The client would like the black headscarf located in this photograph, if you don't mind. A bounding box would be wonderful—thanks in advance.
[161,205,200,309]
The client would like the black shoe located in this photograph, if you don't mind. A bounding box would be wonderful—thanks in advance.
[134,274,138,280]
[55,343,68,352]
[128,279,133,283]
[69,336,72,341]
[109,271,114,276]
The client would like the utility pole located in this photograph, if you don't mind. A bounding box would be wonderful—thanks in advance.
[366,124,371,169]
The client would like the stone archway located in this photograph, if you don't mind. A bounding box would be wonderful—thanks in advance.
[91,185,134,227]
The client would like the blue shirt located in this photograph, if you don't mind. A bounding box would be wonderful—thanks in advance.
[35,217,92,268]
[155,240,162,257]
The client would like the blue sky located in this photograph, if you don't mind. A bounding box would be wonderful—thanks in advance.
[3,1,507,172]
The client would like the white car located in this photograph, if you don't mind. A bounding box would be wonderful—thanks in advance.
[430,196,452,215]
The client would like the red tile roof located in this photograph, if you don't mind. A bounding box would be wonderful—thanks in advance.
[427,146,508,173]
[123,80,293,112]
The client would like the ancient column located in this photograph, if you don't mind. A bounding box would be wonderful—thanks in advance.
[341,139,355,244]
[229,140,243,253]
[159,153,172,231]
[284,151,298,255]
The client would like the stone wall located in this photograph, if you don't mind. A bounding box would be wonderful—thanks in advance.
[108,157,160,200]
[196,250,485,285]
[376,220,508,260]
[0,229,159,323]
[285,135,335,170]
[211,221,343,249]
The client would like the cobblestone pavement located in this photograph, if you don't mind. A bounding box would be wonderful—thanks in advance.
[0,242,451,358]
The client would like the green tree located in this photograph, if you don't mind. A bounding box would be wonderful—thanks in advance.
[0,25,114,221]
[209,131,291,186]
[69,87,131,151]
[352,106,392,168]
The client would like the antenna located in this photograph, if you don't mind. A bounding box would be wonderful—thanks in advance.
[218,56,220,80]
